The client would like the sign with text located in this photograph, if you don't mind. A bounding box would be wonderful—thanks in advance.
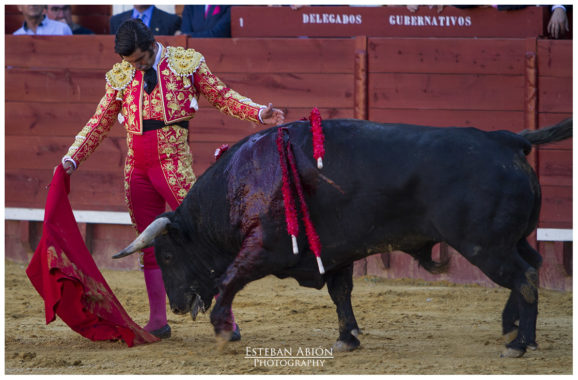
[232,6,547,38]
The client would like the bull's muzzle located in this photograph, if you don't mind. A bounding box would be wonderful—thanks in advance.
[170,293,206,321]
[112,217,170,259]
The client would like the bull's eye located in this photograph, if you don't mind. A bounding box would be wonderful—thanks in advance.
[162,253,173,264]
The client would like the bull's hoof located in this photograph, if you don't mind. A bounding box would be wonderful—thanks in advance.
[333,337,360,352]
[230,324,241,342]
[500,348,525,358]
[527,343,538,351]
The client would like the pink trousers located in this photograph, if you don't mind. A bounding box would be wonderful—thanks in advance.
[124,126,195,269]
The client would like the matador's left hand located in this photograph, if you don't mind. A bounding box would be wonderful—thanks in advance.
[261,103,285,125]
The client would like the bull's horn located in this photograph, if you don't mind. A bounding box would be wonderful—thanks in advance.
[112,217,171,259]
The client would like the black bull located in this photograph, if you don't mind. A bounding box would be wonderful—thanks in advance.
[114,118,572,357]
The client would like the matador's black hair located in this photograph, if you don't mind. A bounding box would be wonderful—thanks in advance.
[114,18,155,57]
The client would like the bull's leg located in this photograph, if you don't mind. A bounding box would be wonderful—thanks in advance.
[326,263,361,352]
[498,266,539,358]
[465,245,538,358]
[502,239,542,350]
[502,292,519,344]
[210,230,269,346]
[517,238,543,270]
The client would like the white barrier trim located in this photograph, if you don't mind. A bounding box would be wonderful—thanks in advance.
[4,208,573,241]
[4,207,132,225]
[536,228,573,242]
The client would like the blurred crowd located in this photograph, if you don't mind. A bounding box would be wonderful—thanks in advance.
[13,5,233,37]
[12,4,572,39]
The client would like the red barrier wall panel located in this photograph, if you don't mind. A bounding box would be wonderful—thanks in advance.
[232,6,547,38]
[539,76,573,113]
[539,241,573,290]
[368,38,526,75]
[191,38,355,74]
[539,150,573,187]
[5,102,125,138]
[370,73,524,111]
[6,69,106,103]
[90,225,139,270]
[4,36,571,290]
[369,109,524,132]
[537,40,573,77]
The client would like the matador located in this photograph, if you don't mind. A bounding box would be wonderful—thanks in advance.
[61,19,285,340]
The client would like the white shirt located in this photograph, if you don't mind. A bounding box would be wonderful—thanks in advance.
[151,42,163,73]
[14,16,72,35]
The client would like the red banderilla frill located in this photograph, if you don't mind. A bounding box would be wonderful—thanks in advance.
[276,126,325,275]
[276,127,299,254]
[214,144,229,161]
[309,107,325,169]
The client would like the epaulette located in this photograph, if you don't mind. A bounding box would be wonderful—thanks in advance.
[165,46,204,77]
[105,61,136,91]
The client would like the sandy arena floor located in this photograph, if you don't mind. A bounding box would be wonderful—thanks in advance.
[4,260,572,375]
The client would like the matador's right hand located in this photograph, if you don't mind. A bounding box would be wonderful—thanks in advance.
[60,160,76,175]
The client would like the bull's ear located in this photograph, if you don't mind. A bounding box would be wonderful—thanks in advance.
[158,211,175,220]
[158,212,175,231]
[160,212,184,237]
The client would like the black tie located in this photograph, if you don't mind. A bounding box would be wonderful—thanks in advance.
[144,67,157,94]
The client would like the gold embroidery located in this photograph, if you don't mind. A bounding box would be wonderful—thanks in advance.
[46,246,114,313]
[122,73,144,134]
[142,86,164,120]
[124,133,139,232]
[66,85,121,166]
[168,101,179,112]
[105,61,136,90]
[156,126,196,204]
[47,246,59,267]
[195,61,263,123]
[166,47,203,77]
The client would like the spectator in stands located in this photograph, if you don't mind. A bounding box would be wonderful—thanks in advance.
[406,5,444,13]
[548,5,570,39]
[13,5,72,35]
[59,19,284,340]
[45,5,94,34]
[110,5,181,35]
[177,5,231,37]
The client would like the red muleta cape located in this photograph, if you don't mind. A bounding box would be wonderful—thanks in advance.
[25,165,159,346]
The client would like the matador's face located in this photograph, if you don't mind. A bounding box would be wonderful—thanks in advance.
[121,42,157,72]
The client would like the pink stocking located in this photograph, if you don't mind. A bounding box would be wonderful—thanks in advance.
[143,268,168,332]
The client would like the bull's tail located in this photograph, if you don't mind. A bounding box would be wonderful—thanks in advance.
[519,118,572,145]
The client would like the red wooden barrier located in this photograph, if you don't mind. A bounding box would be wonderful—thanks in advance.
[4,35,572,289]
[232,6,549,38]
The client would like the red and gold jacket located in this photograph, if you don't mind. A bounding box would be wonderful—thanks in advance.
[63,45,265,167]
